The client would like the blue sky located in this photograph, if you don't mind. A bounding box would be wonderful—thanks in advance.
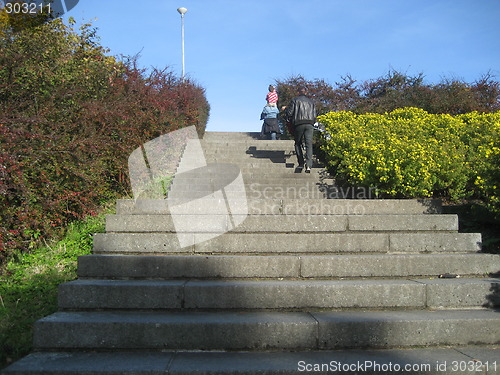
[63,0,500,132]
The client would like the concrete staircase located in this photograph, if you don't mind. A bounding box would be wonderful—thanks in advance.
[3,131,500,374]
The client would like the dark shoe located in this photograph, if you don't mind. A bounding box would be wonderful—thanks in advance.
[305,166,311,173]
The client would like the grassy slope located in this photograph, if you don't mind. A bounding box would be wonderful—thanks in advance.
[0,208,110,369]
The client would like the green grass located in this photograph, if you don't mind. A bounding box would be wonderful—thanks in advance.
[0,207,110,369]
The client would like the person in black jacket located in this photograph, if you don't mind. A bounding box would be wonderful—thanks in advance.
[284,87,317,172]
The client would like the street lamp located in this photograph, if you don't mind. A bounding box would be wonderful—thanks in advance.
[177,7,188,80]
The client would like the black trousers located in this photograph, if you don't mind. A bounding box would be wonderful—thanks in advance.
[294,123,314,168]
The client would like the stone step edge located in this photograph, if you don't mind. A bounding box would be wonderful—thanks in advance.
[169,180,333,187]
[76,253,500,279]
[92,232,482,254]
[105,214,459,233]
[201,140,296,143]
[115,198,443,215]
[202,143,292,147]
[57,277,500,310]
[31,309,500,351]
[3,346,499,375]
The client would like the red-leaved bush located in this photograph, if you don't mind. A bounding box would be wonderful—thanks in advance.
[0,18,210,260]
[276,71,500,116]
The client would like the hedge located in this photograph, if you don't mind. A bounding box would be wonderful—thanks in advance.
[0,18,210,260]
[319,108,500,214]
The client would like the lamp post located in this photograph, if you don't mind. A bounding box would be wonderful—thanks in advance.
[177,7,188,80]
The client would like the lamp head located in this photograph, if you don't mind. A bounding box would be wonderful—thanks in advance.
[177,7,188,15]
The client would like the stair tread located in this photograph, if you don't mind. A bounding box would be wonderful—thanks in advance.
[64,277,500,286]
[37,308,500,323]
[59,277,499,310]
[32,310,500,351]
[93,232,482,254]
[77,253,500,279]
[4,346,499,374]
[105,213,459,233]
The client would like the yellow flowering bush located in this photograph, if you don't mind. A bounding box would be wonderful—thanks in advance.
[459,112,500,214]
[319,108,499,209]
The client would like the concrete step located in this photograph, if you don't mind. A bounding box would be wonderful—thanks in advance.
[180,158,293,166]
[170,177,336,186]
[201,136,293,143]
[200,142,296,151]
[176,160,306,167]
[170,176,330,189]
[105,214,459,233]
[201,151,294,158]
[115,198,443,215]
[198,149,297,158]
[77,254,500,279]
[197,154,301,163]
[92,232,481,255]
[32,309,500,351]
[168,182,327,193]
[174,169,325,180]
[198,149,302,156]
[202,131,263,140]
[167,184,332,196]
[203,144,293,151]
[175,166,326,177]
[180,158,311,168]
[4,346,499,375]
[58,278,500,310]
[199,149,294,156]
[188,152,304,160]
[170,172,326,182]
[166,188,327,199]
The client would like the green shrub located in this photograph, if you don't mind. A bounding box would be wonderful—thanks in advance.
[319,108,500,210]
[0,18,210,259]
[459,112,500,217]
